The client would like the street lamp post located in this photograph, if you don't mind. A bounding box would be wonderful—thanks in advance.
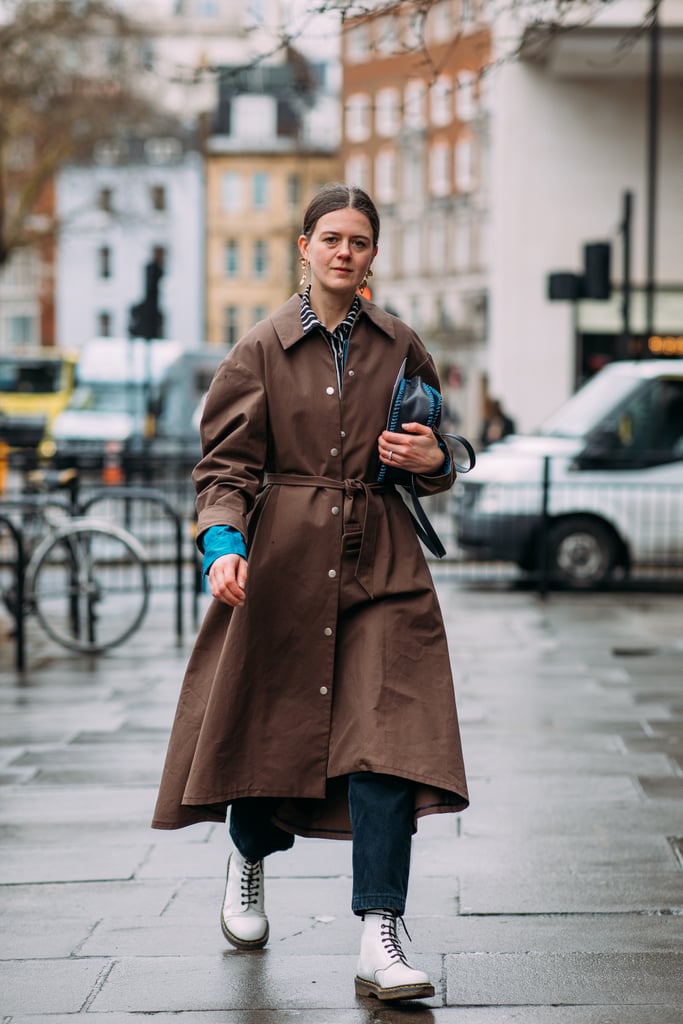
[644,0,661,346]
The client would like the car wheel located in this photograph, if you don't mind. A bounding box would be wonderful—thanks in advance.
[544,517,617,589]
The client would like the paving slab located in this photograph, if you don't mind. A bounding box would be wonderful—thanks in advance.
[0,958,108,1014]
[0,879,177,918]
[88,953,442,1011]
[445,951,683,1005]
[458,870,683,915]
[0,917,95,959]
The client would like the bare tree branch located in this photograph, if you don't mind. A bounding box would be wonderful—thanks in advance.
[0,0,155,266]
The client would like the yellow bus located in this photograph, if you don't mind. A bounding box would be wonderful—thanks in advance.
[0,348,78,460]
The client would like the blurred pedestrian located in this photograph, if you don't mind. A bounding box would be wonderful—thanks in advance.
[152,183,468,1002]
[480,397,516,447]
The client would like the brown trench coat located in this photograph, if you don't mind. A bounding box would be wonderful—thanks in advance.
[152,295,468,837]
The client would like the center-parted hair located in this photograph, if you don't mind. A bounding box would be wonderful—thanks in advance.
[301,183,380,247]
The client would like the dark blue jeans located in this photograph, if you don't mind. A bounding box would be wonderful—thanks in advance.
[229,773,414,916]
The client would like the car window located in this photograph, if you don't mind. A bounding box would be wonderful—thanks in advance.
[609,378,683,465]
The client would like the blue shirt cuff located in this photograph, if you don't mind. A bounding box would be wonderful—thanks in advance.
[435,439,451,475]
[201,525,248,575]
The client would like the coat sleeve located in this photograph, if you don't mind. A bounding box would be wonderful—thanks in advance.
[192,349,268,544]
[406,349,458,499]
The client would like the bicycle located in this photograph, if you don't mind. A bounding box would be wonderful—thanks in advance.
[1,473,150,654]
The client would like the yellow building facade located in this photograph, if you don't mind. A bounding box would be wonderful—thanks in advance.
[205,151,340,346]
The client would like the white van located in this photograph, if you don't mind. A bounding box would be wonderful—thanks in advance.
[453,360,683,588]
[51,339,228,471]
[51,338,184,469]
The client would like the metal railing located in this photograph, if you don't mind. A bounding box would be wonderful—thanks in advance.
[0,514,26,670]
[429,454,683,591]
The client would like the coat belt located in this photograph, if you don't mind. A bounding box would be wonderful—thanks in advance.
[266,473,390,599]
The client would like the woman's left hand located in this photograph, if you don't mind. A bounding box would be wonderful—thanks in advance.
[378,422,445,476]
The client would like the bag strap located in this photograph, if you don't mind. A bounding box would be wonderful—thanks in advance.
[441,432,476,475]
[406,433,477,559]
[407,477,447,558]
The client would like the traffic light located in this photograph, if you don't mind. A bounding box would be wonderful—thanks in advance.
[128,258,164,340]
[583,242,611,300]
[128,302,145,339]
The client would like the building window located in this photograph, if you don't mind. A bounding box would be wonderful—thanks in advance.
[455,133,475,192]
[253,240,268,278]
[145,137,182,165]
[139,39,155,71]
[198,0,218,17]
[8,315,34,346]
[376,88,401,137]
[375,149,398,203]
[429,0,455,43]
[431,75,452,126]
[224,239,239,277]
[252,172,269,210]
[404,80,426,129]
[98,246,112,279]
[376,14,399,54]
[409,295,421,328]
[402,149,422,201]
[223,306,239,346]
[345,154,370,191]
[97,311,113,337]
[346,22,370,62]
[346,94,371,143]
[429,219,447,272]
[402,223,421,276]
[150,185,167,211]
[456,71,477,121]
[461,0,478,29]
[97,187,114,212]
[429,140,451,196]
[221,172,242,211]
[287,174,301,209]
[94,139,127,165]
[453,213,473,271]
[253,305,267,325]
[404,10,423,49]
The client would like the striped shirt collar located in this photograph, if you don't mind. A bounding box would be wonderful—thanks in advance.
[300,285,361,342]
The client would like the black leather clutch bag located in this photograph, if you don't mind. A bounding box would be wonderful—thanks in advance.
[378,358,475,557]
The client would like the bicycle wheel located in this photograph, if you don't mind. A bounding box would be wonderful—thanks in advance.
[26,518,150,653]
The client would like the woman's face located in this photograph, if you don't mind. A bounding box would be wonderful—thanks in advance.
[299,207,377,300]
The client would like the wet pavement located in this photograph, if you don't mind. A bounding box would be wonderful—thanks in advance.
[1,579,683,1022]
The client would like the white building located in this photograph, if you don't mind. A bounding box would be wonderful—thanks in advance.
[488,0,683,432]
[56,137,203,348]
[0,251,44,349]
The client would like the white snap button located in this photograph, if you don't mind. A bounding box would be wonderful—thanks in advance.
[340,430,346,438]
[326,386,335,395]
[320,686,328,695]
[348,369,355,376]
[331,506,340,515]
[324,627,333,636]
[328,569,337,578]
[330,447,339,456]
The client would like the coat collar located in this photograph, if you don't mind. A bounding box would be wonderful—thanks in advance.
[270,294,397,351]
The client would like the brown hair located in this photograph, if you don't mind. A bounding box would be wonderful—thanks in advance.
[301,182,380,246]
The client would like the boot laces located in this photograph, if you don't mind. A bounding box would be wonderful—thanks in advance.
[379,913,411,966]
[240,859,262,908]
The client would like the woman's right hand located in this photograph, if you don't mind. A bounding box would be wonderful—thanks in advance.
[208,553,248,607]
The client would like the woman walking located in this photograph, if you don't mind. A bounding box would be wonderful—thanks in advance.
[152,183,468,1002]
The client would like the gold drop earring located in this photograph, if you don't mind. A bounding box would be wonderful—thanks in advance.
[360,266,374,292]
[299,258,309,288]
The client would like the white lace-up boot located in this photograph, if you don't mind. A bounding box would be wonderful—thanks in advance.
[354,910,434,1001]
[220,850,269,950]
